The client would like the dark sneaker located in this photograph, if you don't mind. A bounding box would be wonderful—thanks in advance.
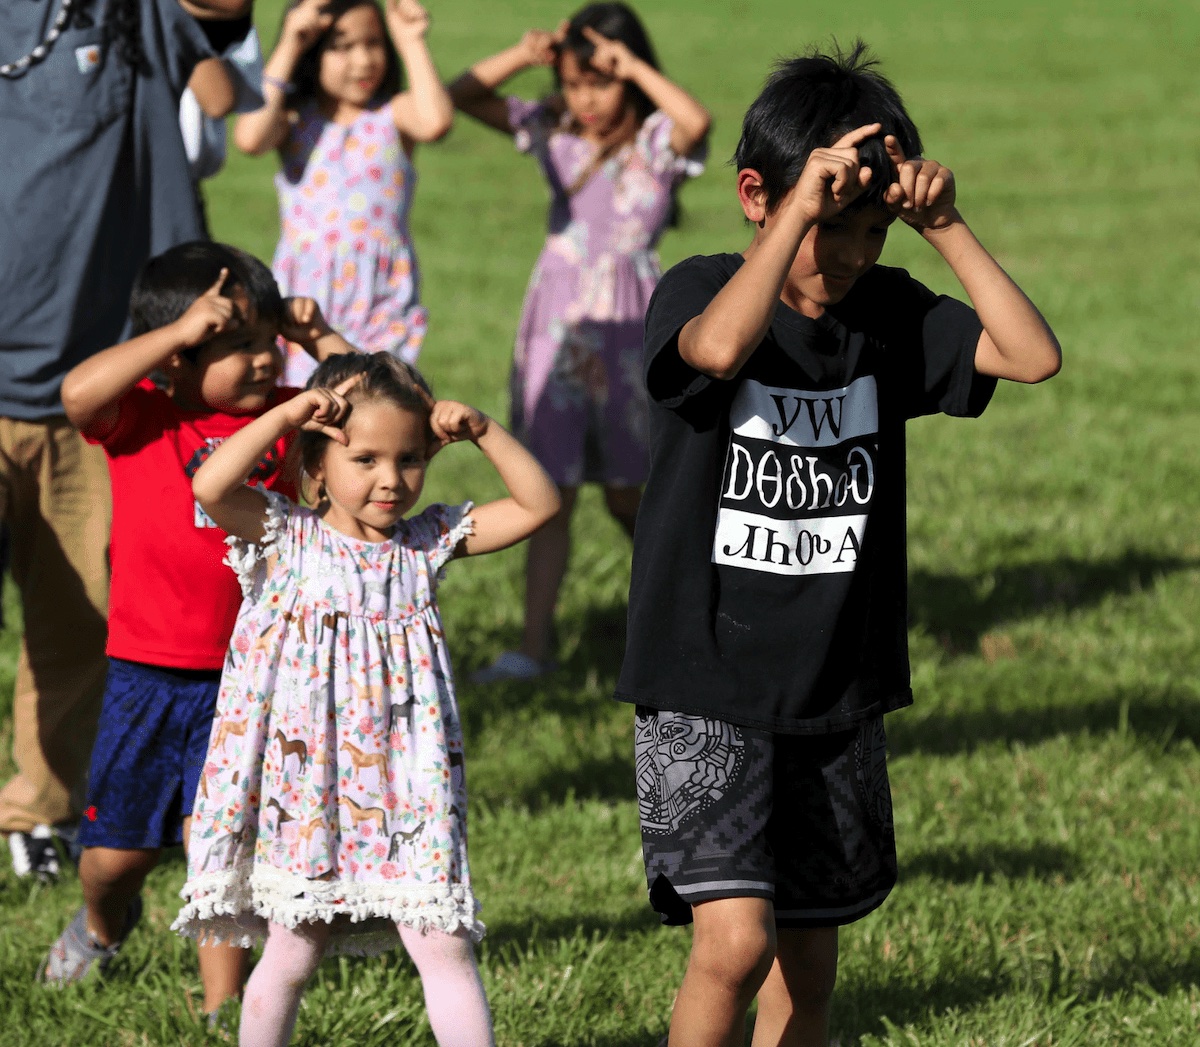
[38,897,143,986]
[52,822,83,867]
[8,825,60,882]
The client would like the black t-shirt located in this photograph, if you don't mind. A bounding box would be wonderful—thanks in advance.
[615,253,995,733]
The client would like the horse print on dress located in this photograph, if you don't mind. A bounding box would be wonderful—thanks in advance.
[388,820,426,861]
[265,797,295,825]
[339,739,388,776]
[273,728,308,770]
[387,696,415,734]
[338,796,386,833]
[213,718,247,751]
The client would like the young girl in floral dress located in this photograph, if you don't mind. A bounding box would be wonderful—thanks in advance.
[173,353,559,1047]
[449,3,710,681]
[235,0,453,386]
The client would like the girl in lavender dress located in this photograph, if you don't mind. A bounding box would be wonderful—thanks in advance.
[234,0,453,387]
[450,3,710,681]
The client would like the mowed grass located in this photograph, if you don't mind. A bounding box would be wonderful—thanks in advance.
[3,0,1200,1043]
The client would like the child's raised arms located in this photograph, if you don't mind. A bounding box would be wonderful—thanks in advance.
[384,0,454,145]
[880,135,1061,384]
[447,25,565,134]
[192,379,360,542]
[424,400,562,556]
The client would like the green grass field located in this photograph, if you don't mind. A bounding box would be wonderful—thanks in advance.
[3,0,1200,1043]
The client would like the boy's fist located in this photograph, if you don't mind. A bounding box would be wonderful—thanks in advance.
[428,400,489,455]
[883,137,958,230]
[279,296,332,349]
[174,269,238,348]
[785,123,881,225]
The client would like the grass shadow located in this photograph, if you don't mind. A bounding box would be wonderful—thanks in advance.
[908,552,1196,656]
[889,686,1200,757]
[901,842,1079,884]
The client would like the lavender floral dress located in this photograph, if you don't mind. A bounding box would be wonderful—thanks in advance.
[273,100,428,387]
[506,99,705,486]
[174,493,481,955]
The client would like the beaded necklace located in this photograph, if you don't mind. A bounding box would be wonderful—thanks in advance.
[1,0,79,79]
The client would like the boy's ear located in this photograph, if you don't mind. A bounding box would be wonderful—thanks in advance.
[736,168,769,225]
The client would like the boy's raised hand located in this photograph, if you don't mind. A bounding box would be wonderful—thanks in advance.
[173,269,238,348]
[427,400,489,456]
[279,296,332,349]
[785,123,881,225]
[883,136,958,230]
[581,26,640,80]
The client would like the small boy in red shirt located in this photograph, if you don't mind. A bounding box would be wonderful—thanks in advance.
[38,242,353,1017]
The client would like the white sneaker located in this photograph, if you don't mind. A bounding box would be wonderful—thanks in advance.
[8,824,61,882]
[469,651,555,684]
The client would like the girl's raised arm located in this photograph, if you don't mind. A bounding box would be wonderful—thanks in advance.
[581,27,710,156]
[447,26,564,135]
[233,0,331,155]
[386,0,454,144]
[193,384,355,542]
[427,402,560,555]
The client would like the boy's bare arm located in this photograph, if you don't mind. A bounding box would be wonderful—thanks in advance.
[678,124,881,380]
[60,270,237,437]
[883,138,1061,384]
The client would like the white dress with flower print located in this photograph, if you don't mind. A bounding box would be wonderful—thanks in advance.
[173,492,481,955]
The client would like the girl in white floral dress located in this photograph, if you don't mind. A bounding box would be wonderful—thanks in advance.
[173,353,559,1047]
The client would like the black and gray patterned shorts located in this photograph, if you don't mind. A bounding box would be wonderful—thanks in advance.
[634,707,897,928]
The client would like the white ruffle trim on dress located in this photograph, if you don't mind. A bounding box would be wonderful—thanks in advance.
[224,488,291,598]
[173,864,485,955]
[435,503,475,580]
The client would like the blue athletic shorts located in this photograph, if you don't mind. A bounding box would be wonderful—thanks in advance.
[77,658,222,850]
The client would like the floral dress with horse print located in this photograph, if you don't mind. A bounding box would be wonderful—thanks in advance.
[174,492,480,955]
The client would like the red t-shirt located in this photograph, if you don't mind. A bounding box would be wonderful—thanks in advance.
[87,384,300,670]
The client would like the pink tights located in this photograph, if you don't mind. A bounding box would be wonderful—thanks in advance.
[239,920,494,1047]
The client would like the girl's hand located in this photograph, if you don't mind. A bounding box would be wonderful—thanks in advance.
[173,269,238,348]
[883,136,959,231]
[428,400,489,455]
[784,123,882,226]
[284,376,361,442]
[279,296,332,348]
[281,0,334,52]
[518,22,567,67]
[386,0,431,48]
[580,26,641,80]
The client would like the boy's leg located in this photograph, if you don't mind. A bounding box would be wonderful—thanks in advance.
[750,927,839,1047]
[670,896,777,1047]
[240,921,332,1047]
[520,485,578,664]
[0,419,110,836]
[79,846,159,943]
[398,923,495,1047]
[182,816,249,1012]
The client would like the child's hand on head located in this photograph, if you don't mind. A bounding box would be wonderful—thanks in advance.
[518,22,567,67]
[427,400,489,456]
[785,123,882,226]
[386,0,431,46]
[174,269,239,348]
[580,26,641,80]
[883,136,958,231]
[279,297,332,348]
[282,0,334,51]
[284,375,361,443]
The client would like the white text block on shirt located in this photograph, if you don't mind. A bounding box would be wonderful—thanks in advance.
[729,376,878,449]
[712,509,868,576]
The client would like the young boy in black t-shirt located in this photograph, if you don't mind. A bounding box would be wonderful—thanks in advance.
[616,43,1061,1047]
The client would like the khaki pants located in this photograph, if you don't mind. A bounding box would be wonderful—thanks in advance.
[0,417,110,833]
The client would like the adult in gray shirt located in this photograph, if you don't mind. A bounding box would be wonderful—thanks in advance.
[0,0,252,879]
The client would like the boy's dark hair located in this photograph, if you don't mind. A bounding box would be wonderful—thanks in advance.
[556,3,661,121]
[300,352,433,475]
[284,0,402,111]
[733,40,922,214]
[130,241,283,361]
